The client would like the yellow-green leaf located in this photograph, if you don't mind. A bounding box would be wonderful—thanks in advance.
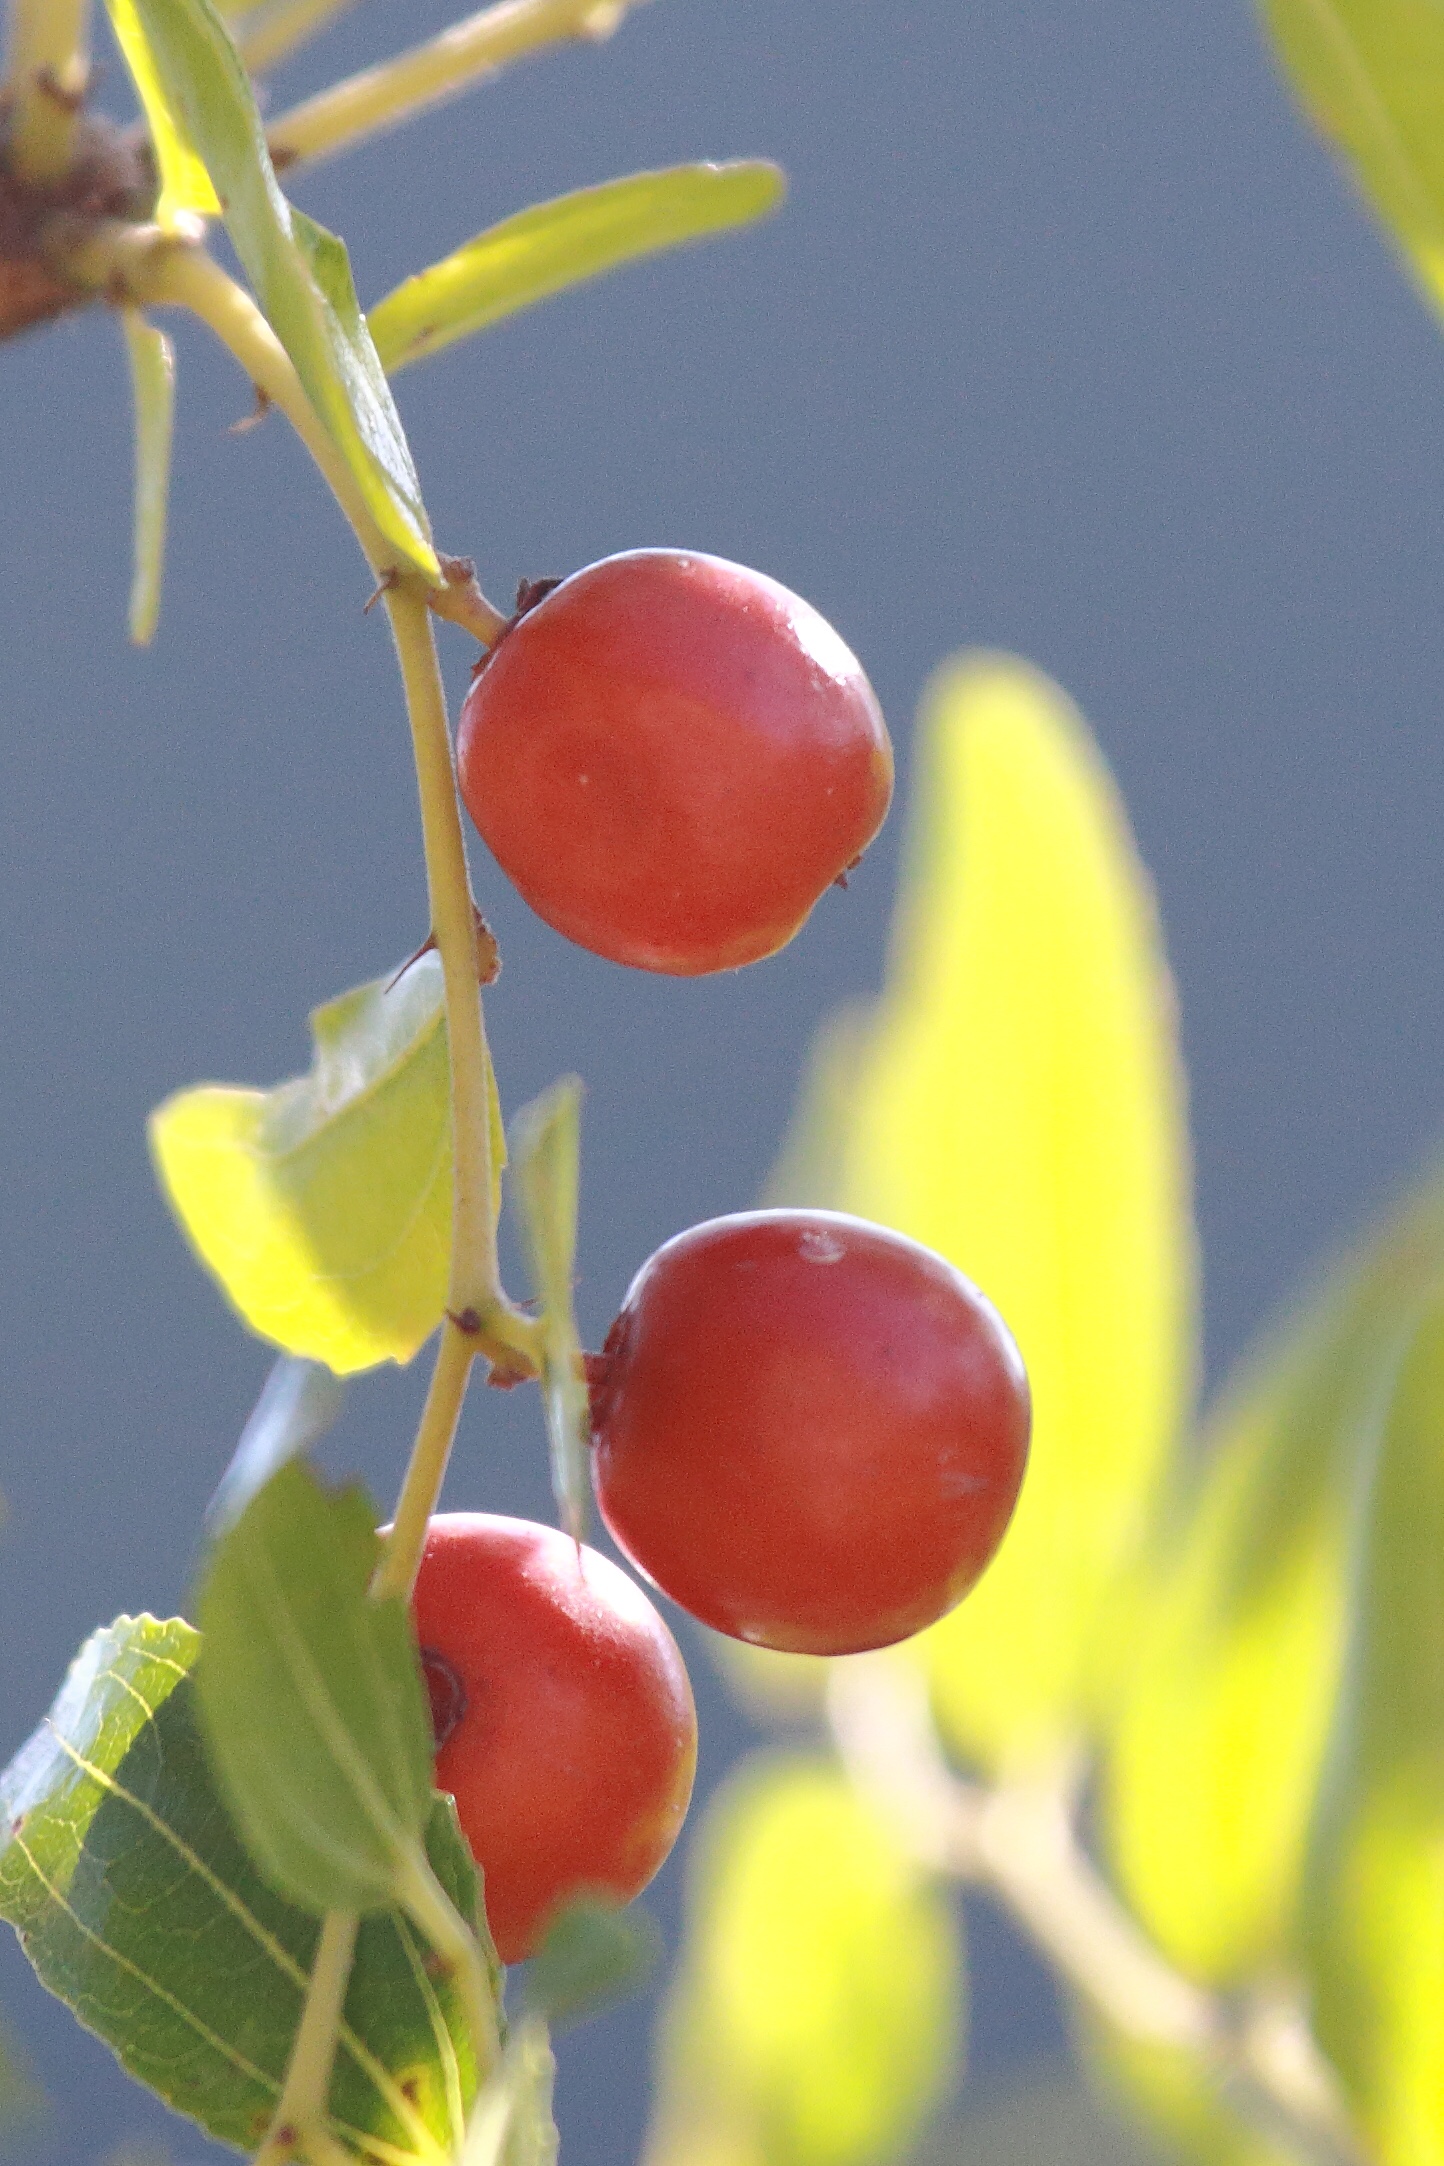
[150,954,500,1374]
[1260,0,1444,324]
[1302,1293,1444,2164]
[770,654,1194,1770]
[1102,1161,1444,1987]
[121,309,175,646]
[646,1756,960,2166]
[368,163,785,376]
[104,0,438,577]
[108,0,221,222]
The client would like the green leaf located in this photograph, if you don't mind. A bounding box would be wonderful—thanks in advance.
[1102,1159,1444,1987]
[103,0,437,576]
[196,1458,434,1914]
[206,1352,346,1537]
[368,162,785,375]
[1301,1292,1444,2164]
[0,1615,483,2159]
[647,1755,960,2166]
[524,1896,658,2034]
[509,1078,589,1540]
[149,952,485,1374]
[1260,0,1444,326]
[768,655,1195,1770]
[120,310,175,647]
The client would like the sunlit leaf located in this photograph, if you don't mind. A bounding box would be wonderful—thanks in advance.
[120,310,175,646]
[1302,1292,1444,2164]
[369,162,785,375]
[1261,0,1444,324]
[1103,1160,1444,1985]
[107,0,220,222]
[645,1756,960,2166]
[196,1460,434,1914]
[206,1352,346,1536]
[0,1615,482,2158]
[149,953,491,1374]
[509,1078,588,1539]
[103,0,438,575]
[770,654,1194,1769]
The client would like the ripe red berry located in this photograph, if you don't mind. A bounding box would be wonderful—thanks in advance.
[409,1513,697,1963]
[456,550,893,975]
[589,1211,1030,1656]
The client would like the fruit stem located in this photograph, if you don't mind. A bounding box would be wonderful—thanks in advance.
[825,1655,1365,2166]
[3,0,91,183]
[397,1843,504,2085]
[265,0,654,172]
[252,1908,359,2166]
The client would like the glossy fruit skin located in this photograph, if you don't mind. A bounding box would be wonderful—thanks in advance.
[409,1513,697,1963]
[589,1210,1030,1656]
[456,550,893,975]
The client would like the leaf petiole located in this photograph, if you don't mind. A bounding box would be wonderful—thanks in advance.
[265,0,654,172]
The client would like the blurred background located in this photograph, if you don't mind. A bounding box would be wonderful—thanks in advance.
[2,0,1443,2156]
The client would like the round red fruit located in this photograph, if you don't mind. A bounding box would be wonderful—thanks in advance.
[589,1211,1030,1656]
[409,1513,697,1963]
[456,550,893,975]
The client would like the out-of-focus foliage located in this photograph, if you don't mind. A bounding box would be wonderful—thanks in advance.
[1260,0,1444,325]
[767,653,1194,1770]
[645,1758,960,2166]
[1302,1293,1444,2164]
[150,955,504,1373]
[914,2068,1167,2166]
[1103,1162,1444,1987]
[1079,2023,1309,2166]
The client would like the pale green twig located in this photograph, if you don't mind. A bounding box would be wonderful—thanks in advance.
[266,0,654,171]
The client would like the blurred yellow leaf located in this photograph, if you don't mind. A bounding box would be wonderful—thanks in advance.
[1303,1292,1444,2165]
[1261,0,1444,324]
[1103,1163,1444,1985]
[646,1757,960,2166]
[771,654,1194,1769]
[150,954,502,1374]
[106,0,221,223]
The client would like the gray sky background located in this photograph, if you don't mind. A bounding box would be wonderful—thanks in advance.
[3,0,1444,2159]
